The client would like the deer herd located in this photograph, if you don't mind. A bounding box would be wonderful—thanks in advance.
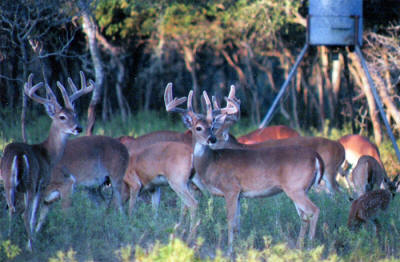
[0,73,399,255]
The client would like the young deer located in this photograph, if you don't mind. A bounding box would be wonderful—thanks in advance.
[34,135,129,232]
[117,131,198,233]
[237,125,300,144]
[165,84,323,255]
[0,72,93,250]
[348,175,399,236]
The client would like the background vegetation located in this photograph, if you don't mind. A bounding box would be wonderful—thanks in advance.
[0,0,399,143]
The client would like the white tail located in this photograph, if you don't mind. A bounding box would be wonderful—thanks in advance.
[0,72,93,250]
[165,84,323,254]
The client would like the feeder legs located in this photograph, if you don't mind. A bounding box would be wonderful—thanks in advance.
[259,43,309,128]
[355,45,400,162]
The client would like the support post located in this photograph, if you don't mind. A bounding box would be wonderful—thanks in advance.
[259,44,309,128]
[355,45,400,162]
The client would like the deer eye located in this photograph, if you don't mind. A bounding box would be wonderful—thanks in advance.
[59,114,66,120]
[195,126,202,131]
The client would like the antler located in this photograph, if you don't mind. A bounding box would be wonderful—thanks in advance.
[57,71,95,109]
[211,85,240,121]
[24,74,62,111]
[164,83,188,113]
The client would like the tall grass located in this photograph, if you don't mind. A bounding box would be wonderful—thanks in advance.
[1,111,400,261]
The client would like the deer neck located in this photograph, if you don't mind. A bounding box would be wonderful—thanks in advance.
[193,142,214,176]
[41,123,70,167]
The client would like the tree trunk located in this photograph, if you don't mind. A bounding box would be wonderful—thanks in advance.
[82,8,104,136]
[96,32,127,120]
[349,53,383,144]
[320,46,334,121]
[243,43,260,124]
[183,45,199,111]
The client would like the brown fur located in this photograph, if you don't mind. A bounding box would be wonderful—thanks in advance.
[237,125,300,144]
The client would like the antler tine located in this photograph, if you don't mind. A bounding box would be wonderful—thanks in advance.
[57,81,74,109]
[222,97,240,116]
[202,91,213,123]
[212,96,220,110]
[24,74,59,108]
[68,71,95,104]
[164,83,187,113]
[228,85,236,99]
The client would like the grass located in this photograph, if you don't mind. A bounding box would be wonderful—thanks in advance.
[1,110,400,261]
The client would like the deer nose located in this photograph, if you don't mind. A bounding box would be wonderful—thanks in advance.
[207,135,217,144]
[75,126,83,134]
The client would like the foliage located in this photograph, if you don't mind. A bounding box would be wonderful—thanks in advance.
[0,240,21,261]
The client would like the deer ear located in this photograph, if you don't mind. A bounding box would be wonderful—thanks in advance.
[182,114,194,129]
[44,103,57,118]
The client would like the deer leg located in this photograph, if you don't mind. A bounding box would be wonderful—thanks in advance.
[108,178,124,214]
[168,180,198,232]
[224,190,240,256]
[151,187,161,216]
[35,204,49,233]
[286,190,319,248]
[23,190,38,252]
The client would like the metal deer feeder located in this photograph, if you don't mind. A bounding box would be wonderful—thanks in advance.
[259,0,400,161]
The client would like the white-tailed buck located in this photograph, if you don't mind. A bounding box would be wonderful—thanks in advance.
[165,83,324,254]
[209,91,344,195]
[348,175,399,236]
[0,72,93,250]
[35,135,129,232]
[237,125,300,144]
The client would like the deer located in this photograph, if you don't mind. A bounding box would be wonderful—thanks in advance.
[347,175,399,236]
[338,134,392,191]
[237,125,300,145]
[339,134,383,169]
[34,135,129,233]
[165,83,324,255]
[350,155,387,198]
[0,72,93,251]
[207,89,344,195]
[117,130,201,235]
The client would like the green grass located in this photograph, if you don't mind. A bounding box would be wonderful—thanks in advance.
[1,111,400,261]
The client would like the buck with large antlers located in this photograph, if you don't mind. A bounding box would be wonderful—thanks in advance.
[0,72,93,250]
[165,83,324,254]
[207,88,344,195]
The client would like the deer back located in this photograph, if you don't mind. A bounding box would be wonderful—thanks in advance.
[50,135,129,187]
[237,125,300,144]
[339,134,383,167]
